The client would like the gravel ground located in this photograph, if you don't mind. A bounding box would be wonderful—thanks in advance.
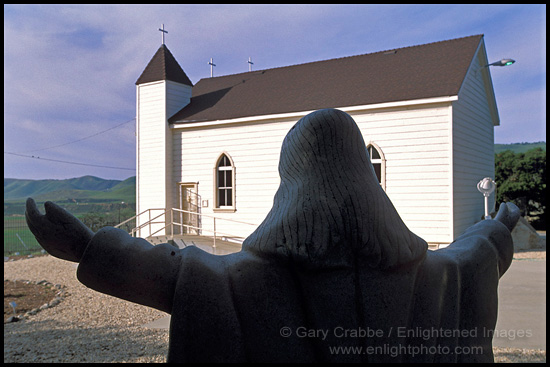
[4,256,169,363]
[4,249,546,363]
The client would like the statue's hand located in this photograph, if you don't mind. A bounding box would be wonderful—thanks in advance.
[25,198,94,262]
[494,202,521,232]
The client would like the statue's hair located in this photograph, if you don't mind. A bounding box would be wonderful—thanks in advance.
[243,109,427,270]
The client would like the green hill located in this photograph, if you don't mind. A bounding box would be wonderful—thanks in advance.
[4,175,123,200]
[494,141,546,154]
[4,176,136,216]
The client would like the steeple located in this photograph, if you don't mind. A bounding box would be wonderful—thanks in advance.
[135,43,193,237]
[136,44,193,86]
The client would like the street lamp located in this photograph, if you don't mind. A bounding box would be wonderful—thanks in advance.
[487,58,516,67]
[476,58,516,75]
[477,177,497,220]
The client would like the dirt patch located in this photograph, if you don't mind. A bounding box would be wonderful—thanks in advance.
[4,280,61,323]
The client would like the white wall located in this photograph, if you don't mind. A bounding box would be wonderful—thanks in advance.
[166,80,192,119]
[136,80,190,237]
[172,117,296,239]
[352,103,453,244]
[171,102,454,245]
[452,45,497,239]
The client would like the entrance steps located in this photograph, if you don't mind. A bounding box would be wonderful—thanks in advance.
[146,234,242,255]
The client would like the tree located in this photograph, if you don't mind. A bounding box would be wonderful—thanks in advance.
[81,212,109,232]
[495,148,546,229]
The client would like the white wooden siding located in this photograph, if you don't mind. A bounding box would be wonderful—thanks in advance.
[166,80,192,119]
[137,80,191,237]
[172,118,294,239]
[452,47,496,239]
[172,102,454,244]
[137,81,166,237]
[352,104,453,244]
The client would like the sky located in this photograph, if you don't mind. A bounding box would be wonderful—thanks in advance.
[4,4,546,181]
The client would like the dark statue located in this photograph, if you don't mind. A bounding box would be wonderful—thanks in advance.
[26,108,519,362]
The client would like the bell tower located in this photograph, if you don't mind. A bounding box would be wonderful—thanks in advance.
[135,44,193,236]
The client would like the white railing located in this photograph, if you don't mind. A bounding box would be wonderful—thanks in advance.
[115,208,166,238]
[115,208,257,247]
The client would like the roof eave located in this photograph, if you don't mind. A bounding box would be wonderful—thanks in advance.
[170,96,459,129]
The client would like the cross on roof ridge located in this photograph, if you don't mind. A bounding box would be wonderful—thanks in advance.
[159,24,168,45]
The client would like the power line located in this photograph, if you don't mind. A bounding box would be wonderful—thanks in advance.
[4,151,135,171]
[17,117,135,154]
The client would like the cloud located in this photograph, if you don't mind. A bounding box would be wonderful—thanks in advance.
[4,4,545,180]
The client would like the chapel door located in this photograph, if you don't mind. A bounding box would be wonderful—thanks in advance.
[179,183,200,235]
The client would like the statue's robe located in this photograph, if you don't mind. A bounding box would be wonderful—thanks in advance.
[77,216,512,363]
[76,109,514,362]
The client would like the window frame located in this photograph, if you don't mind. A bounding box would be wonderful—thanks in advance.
[213,153,236,212]
[366,142,386,190]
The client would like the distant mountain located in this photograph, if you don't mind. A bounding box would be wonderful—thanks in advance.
[495,141,546,154]
[4,175,133,201]
[4,176,136,217]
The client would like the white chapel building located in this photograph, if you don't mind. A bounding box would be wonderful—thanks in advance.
[135,34,500,248]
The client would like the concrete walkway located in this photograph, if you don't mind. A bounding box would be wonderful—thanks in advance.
[144,258,547,350]
[494,259,546,349]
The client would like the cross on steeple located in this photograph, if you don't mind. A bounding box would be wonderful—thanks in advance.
[208,58,216,77]
[248,57,254,72]
[158,24,168,45]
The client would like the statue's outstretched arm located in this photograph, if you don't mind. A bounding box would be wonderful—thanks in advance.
[25,198,93,262]
[76,227,182,314]
[494,202,521,232]
[441,202,520,278]
[26,198,181,313]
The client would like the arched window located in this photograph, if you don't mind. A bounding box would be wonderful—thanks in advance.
[367,143,386,190]
[214,153,235,211]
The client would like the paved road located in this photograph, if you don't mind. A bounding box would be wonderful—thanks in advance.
[494,259,546,349]
[144,259,547,350]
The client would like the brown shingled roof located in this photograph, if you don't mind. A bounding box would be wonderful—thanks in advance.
[136,44,193,86]
[169,35,483,123]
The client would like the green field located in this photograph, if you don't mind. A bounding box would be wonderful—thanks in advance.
[4,216,43,255]
[4,176,137,256]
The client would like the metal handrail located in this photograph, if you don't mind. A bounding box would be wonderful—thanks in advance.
[119,207,258,247]
[115,208,165,229]
[169,208,256,246]
[148,222,248,246]
[171,208,257,227]
[129,211,167,238]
